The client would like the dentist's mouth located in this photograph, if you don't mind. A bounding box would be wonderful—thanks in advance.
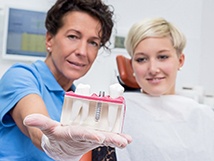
[67,60,86,67]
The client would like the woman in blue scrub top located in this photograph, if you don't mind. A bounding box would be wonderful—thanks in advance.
[0,0,132,160]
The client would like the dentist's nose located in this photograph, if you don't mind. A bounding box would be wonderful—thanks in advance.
[76,40,87,56]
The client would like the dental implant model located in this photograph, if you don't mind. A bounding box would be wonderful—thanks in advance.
[60,83,125,133]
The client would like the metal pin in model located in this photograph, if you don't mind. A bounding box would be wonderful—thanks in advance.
[95,91,105,121]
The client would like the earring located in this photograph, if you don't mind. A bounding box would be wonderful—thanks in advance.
[47,47,51,52]
[178,67,182,71]
[133,73,135,77]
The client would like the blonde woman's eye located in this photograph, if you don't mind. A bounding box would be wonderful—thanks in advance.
[136,57,147,63]
[158,55,169,60]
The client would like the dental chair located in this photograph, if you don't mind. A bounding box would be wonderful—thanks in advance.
[116,55,140,91]
[80,151,92,161]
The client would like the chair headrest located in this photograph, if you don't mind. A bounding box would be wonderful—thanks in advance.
[116,55,140,89]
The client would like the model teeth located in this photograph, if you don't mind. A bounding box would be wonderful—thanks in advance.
[109,83,124,98]
[108,83,124,131]
[71,84,90,123]
[75,83,90,95]
[61,83,125,133]
[80,100,89,124]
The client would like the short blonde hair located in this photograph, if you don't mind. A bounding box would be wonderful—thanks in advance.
[125,17,186,57]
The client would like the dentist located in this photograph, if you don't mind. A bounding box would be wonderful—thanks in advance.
[0,0,132,160]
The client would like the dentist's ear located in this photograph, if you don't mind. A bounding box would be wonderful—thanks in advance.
[45,32,53,53]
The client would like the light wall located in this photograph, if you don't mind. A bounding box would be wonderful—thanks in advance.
[0,0,214,95]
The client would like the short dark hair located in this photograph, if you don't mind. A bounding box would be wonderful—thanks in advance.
[45,0,114,49]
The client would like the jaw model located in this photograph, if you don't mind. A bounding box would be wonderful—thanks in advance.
[60,83,125,133]
[108,83,124,131]
[69,84,90,124]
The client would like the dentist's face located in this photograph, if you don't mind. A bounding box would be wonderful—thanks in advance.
[132,37,184,96]
[45,11,101,83]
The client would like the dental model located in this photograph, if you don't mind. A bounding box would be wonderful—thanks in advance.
[60,83,90,125]
[60,83,126,133]
[108,83,124,131]
[94,91,105,122]
[72,84,90,124]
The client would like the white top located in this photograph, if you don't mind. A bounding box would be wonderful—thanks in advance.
[117,92,214,161]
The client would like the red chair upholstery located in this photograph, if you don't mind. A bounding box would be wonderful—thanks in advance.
[116,55,140,89]
[80,151,92,161]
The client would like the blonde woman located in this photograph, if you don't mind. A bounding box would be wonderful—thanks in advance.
[117,17,214,161]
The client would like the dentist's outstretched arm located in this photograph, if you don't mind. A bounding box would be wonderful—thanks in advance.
[24,114,132,161]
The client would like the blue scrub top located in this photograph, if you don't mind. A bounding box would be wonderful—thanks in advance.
[0,60,75,160]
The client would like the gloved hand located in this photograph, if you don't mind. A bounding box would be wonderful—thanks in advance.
[23,114,132,161]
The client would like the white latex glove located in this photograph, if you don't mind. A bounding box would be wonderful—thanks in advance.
[23,114,132,161]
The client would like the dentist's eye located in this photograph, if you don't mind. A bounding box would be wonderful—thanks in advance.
[67,35,78,40]
[89,41,99,47]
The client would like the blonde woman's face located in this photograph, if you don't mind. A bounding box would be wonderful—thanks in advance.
[132,37,184,96]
